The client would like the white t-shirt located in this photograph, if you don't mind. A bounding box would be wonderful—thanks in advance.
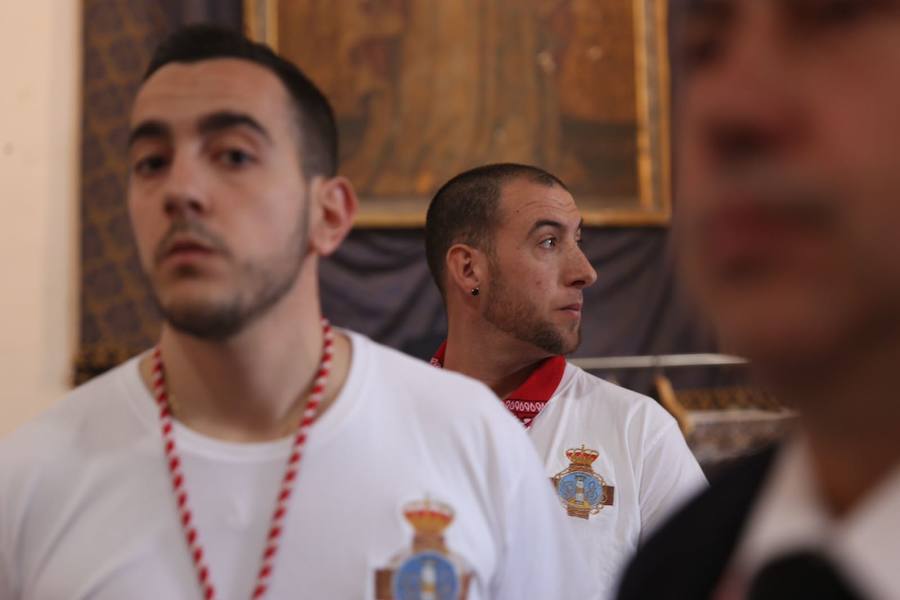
[725,437,900,600]
[0,332,595,600]
[527,362,707,600]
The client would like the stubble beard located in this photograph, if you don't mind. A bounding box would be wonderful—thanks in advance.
[149,207,309,342]
[482,263,580,356]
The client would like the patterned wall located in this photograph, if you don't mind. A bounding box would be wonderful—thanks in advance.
[78,1,239,382]
[79,2,171,381]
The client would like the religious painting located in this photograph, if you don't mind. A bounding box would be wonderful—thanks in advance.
[245,0,671,226]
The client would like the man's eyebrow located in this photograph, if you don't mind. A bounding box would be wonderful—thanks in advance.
[529,219,564,235]
[196,111,273,144]
[127,120,170,149]
[528,218,585,236]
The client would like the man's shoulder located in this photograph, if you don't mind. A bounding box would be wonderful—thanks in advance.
[616,446,778,599]
[347,332,521,430]
[343,334,541,494]
[561,363,652,402]
[0,358,143,470]
[558,362,674,426]
[352,331,497,395]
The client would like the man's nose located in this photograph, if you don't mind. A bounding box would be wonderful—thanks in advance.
[567,246,597,289]
[162,154,210,218]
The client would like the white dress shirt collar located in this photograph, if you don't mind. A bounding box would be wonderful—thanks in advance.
[733,436,900,600]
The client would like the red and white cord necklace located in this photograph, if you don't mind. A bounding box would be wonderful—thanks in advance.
[150,319,334,600]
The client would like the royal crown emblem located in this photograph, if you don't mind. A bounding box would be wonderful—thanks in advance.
[551,445,615,519]
[375,498,472,600]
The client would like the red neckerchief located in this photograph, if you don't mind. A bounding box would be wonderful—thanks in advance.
[431,341,566,428]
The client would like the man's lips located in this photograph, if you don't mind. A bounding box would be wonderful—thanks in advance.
[559,303,583,316]
[157,237,218,265]
[687,178,836,255]
[707,202,788,244]
[690,192,836,282]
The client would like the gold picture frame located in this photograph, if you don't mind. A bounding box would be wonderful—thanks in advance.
[245,0,671,227]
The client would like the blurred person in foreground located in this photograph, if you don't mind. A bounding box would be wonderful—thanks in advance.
[425,162,706,599]
[0,26,594,600]
[617,2,900,599]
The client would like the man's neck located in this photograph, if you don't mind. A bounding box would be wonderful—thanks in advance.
[767,337,900,517]
[444,320,553,399]
[140,290,351,443]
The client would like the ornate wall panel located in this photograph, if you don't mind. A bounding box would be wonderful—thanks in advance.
[246,0,671,226]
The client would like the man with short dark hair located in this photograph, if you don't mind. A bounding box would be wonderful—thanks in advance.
[425,162,706,599]
[0,27,593,599]
[617,2,900,599]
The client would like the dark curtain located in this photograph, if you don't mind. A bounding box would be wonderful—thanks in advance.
[321,227,722,395]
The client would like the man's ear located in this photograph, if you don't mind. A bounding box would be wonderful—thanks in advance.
[309,175,358,257]
[446,243,488,297]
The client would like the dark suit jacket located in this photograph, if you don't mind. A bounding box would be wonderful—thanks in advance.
[616,446,778,600]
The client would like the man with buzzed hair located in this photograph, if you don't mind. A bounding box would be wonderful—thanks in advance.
[425,163,706,599]
[0,28,594,600]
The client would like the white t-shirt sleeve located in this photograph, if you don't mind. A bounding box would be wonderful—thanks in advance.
[0,434,24,600]
[489,427,599,600]
[0,532,10,599]
[637,417,707,540]
[0,542,12,600]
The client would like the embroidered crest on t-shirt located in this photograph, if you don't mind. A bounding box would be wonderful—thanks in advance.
[551,445,615,519]
[375,498,473,599]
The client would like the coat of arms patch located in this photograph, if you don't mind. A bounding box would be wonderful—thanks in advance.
[375,498,472,600]
[551,445,615,519]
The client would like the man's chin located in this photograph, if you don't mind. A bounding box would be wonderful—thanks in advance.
[557,335,580,356]
[158,299,246,342]
[553,323,581,355]
[525,328,578,357]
